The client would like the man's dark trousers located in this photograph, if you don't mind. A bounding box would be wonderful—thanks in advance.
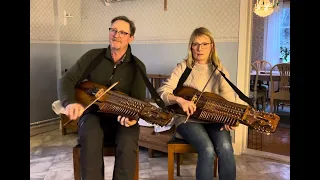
[77,112,139,180]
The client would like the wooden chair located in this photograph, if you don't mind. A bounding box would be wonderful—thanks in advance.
[145,74,170,101]
[252,60,273,73]
[248,64,264,150]
[250,63,268,111]
[60,114,77,135]
[59,69,77,136]
[73,144,139,180]
[167,136,218,180]
[139,74,172,156]
[269,63,290,113]
[252,60,273,105]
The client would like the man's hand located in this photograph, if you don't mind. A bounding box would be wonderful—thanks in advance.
[117,116,137,127]
[65,103,85,120]
[220,124,237,131]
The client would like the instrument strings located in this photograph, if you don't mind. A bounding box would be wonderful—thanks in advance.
[184,65,218,123]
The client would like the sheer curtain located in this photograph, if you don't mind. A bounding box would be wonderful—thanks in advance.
[263,1,284,67]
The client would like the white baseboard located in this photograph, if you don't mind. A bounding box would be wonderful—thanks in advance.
[30,117,60,137]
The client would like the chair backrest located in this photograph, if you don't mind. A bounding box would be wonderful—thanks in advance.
[252,60,273,73]
[269,63,290,101]
[145,74,170,101]
[250,64,259,108]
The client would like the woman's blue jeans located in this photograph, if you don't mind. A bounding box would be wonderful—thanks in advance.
[176,122,236,180]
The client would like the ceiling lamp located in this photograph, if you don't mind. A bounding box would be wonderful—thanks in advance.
[253,0,279,17]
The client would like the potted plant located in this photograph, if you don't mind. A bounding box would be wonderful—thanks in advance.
[280,46,290,62]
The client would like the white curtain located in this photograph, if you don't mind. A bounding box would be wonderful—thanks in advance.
[263,2,284,67]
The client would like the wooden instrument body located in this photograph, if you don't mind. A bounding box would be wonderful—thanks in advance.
[168,87,280,134]
[75,81,174,127]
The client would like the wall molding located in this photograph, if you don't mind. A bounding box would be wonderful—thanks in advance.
[30,117,60,137]
[243,148,290,163]
[30,36,239,44]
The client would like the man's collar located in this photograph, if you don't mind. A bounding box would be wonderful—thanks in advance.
[118,54,126,64]
[105,44,132,63]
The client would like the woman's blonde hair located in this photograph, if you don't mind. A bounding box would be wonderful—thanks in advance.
[185,27,222,70]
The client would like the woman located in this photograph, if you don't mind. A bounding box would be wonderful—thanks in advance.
[157,27,236,180]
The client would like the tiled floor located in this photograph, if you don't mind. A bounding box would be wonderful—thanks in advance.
[30,129,290,180]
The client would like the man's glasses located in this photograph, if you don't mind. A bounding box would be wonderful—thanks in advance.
[109,28,130,37]
[191,42,212,49]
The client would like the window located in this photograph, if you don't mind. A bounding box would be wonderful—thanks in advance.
[280,4,290,63]
[263,2,290,66]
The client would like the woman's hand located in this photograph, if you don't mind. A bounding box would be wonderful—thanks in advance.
[220,125,236,131]
[117,116,137,127]
[176,97,197,117]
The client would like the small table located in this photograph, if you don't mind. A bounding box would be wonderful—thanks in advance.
[250,71,283,81]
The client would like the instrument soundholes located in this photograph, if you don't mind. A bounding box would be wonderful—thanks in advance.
[86,86,100,96]
[191,95,198,103]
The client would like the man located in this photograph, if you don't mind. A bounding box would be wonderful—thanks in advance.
[57,16,146,180]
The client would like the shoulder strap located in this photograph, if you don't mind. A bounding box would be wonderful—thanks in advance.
[173,67,192,94]
[131,55,167,110]
[172,63,254,107]
[217,69,254,107]
[76,48,106,85]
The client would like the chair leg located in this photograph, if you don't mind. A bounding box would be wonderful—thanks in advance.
[214,157,218,177]
[168,145,175,180]
[61,127,67,135]
[134,149,139,180]
[176,153,181,176]
[148,148,154,158]
[262,97,266,112]
[60,120,67,135]
[73,147,81,180]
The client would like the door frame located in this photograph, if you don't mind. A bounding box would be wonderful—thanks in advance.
[233,0,253,156]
